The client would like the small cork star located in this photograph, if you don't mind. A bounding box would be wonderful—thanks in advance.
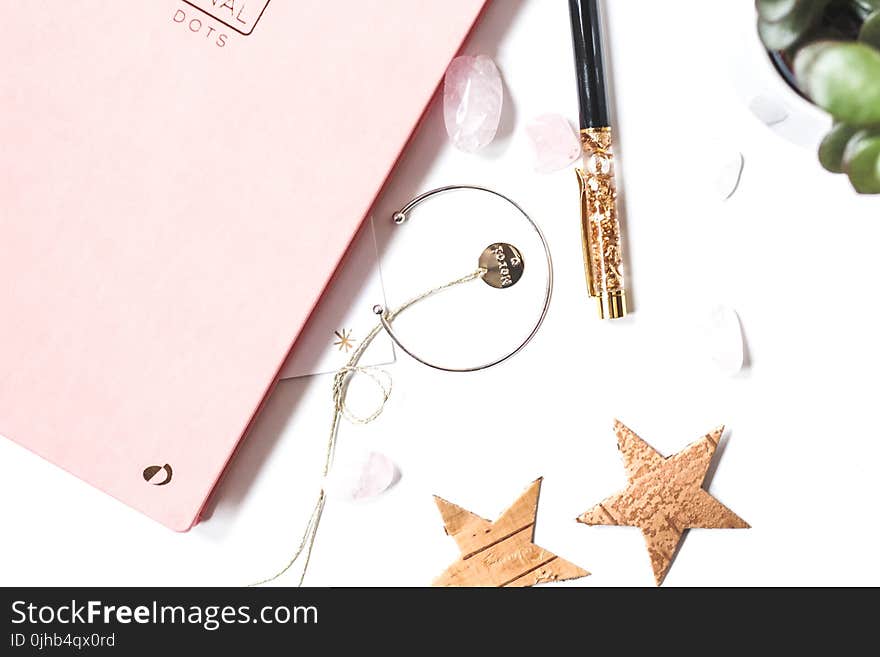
[433,478,589,587]
[333,329,356,353]
[578,420,749,585]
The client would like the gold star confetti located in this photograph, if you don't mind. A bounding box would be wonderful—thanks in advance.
[333,329,356,353]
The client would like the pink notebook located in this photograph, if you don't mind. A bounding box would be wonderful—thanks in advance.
[0,0,485,530]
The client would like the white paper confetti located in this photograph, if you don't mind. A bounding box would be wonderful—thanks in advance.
[715,152,745,201]
[703,305,745,376]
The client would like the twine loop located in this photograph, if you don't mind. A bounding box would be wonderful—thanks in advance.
[332,365,392,425]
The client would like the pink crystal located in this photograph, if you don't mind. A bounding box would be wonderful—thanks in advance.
[526,114,581,173]
[329,451,398,502]
[443,55,503,153]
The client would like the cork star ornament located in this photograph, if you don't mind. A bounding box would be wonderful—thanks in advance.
[434,478,589,587]
[578,420,749,585]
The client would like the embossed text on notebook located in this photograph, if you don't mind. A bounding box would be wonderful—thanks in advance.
[182,0,271,35]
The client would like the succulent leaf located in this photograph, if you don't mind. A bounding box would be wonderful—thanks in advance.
[843,129,880,192]
[858,9,880,48]
[758,0,831,50]
[819,122,860,172]
[853,0,880,15]
[795,41,880,125]
[756,0,800,23]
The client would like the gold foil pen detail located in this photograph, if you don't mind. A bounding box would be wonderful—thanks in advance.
[576,127,627,320]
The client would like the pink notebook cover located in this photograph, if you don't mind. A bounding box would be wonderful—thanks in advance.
[0,0,485,530]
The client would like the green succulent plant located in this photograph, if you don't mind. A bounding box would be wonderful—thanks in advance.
[757,0,880,192]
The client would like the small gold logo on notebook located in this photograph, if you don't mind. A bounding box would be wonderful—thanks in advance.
[143,464,174,486]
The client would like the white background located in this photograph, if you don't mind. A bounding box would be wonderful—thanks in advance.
[3,0,879,587]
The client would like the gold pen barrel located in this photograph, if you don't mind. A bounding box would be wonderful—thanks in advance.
[576,127,627,320]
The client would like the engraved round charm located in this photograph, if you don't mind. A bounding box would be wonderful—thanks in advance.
[479,243,524,289]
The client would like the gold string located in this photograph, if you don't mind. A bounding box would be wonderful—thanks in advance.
[251,267,486,587]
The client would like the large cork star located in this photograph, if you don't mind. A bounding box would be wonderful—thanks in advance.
[578,420,749,585]
[433,478,589,587]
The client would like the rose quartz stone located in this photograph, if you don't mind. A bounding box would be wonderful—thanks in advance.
[327,451,398,502]
[443,55,503,153]
[526,114,581,173]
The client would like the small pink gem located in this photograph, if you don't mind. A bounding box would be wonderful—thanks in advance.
[327,451,398,502]
[526,114,581,173]
[443,55,503,153]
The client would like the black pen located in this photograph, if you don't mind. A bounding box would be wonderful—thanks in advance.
[569,0,627,319]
